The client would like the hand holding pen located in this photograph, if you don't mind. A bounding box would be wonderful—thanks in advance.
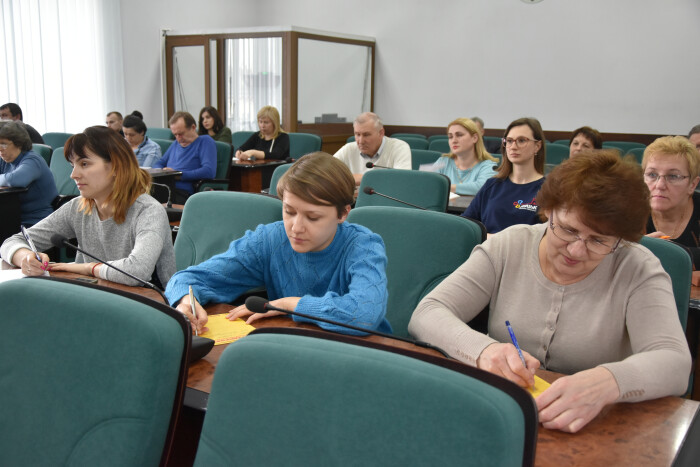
[18,226,50,276]
[476,321,539,388]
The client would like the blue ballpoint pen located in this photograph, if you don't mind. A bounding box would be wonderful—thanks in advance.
[505,320,528,368]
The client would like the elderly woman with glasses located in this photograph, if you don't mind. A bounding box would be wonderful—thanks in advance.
[643,136,700,268]
[409,151,690,433]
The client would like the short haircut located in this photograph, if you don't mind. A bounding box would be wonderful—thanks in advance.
[0,103,22,120]
[106,111,123,121]
[470,116,485,129]
[442,118,497,163]
[538,150,649,242]
[354,112,383,132]
[642,135,700,180]
[569,126,603,149]
[123,114,147,135]
[198,106,225,135]
[276,152,355,218]
[64,126,150,224]
[496,117,546,179]
[689,125,700,138]
[169,111,196,128]
[257,106,283,139]
[0,120,33,152]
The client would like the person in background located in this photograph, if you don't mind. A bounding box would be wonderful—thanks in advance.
[688,125,700,151]
[1,126,175,287]
[471,116,502,154]
[0,121,57,226]
[153,111,217,203]
[334,112,411,186]
[198,106,232,144]
[106,111,124,136]
[236,105,289,161]
[122,112,161,167]
[432,118,497,195]
[643,135,700,267]
[165,152,391,337]
[462,117,546,235]
[569,126,603,157]
[410,151,691,433]
[0,103,45,144]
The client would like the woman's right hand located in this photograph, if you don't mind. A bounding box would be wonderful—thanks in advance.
[477,342,540,388]
[14,248,50,276]
[175,294,209,335]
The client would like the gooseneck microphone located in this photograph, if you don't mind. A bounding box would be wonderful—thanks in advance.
[365,162,393,169]
[361,186,428,211]
[151,181,182,222]
[245,296,449,358]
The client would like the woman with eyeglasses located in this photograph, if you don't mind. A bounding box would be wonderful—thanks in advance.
[643,136,700,268]
[461,117,545,234]
[410,151,690,433]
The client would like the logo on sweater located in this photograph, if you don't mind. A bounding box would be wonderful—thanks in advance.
[513,198,538,212]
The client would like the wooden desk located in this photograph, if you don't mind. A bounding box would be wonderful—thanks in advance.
[0,186,29,244]
[228,159,286,192]
[446,194,473,215]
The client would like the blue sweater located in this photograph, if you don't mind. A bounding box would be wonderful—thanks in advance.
[462,176,545,233]
[153,135,216,193]
[165,221,391,335]
[432,157,497,195]
[0,151,58,226]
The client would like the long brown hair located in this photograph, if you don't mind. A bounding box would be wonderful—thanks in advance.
[496,117,546,179]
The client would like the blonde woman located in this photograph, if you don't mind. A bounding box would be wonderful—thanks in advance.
[236,105,290,161]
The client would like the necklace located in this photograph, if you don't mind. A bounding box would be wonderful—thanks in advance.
[652,199,691,239]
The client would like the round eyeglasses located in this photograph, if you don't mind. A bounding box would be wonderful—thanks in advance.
[549,214,621,255]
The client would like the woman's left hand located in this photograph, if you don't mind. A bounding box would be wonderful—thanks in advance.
[536,367,620,433]
[226,297,300,324]
[50,262,97,276]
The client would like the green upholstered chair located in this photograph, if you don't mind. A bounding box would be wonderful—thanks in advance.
[394,135,429,150]
[232,130,255,151]
[626,147,645,164]
[49,147,80,198]
[603,141,646,154]
[32,143,53,166]
[145,127,175,140]
[348,206,484,337]
[545,143,569,165]
[390,132,427,139]
[428,138,450,153]
[174,191,283,270]
[194,328,537,467]
[639,237,692,331]
[346,135,356,143]
[151,137,173,158]
[356,169,450,212]
[266,162,293,197]
[193,141,233,192]
[552,139,569,146]
[41,131,73,150]
[411,149,442,170]
[0,276,190,467]
[428,134,448,143]
[288,132,322,159]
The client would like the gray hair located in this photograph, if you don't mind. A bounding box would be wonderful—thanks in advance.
[0,120,33,152]
[471,117,485,129]
[689,124,700,138]
[354,112,383,131]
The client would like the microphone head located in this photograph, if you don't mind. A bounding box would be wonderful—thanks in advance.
[50,234,69,249]
[365,162,374,169]
[245,296,269,314]
[362,186,374,195]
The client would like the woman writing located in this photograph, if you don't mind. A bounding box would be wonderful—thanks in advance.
[166,152,390,336]
[0,121,58,226]
[198,106,232,144]
[644,135,700,267]
[462,117,546,234]
[432,118,498,195]
[122,112,162,167]
[1,126,175,288]
[235,105,290,161]
[409,151,690,433]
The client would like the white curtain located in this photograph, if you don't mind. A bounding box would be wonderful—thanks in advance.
[0,0,125,134]
[225,37,282,132]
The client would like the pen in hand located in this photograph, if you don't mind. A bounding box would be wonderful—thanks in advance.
[189,285,198,336]
[505,320,528,368]
[21,225,48,272]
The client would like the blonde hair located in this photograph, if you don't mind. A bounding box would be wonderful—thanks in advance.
[441,118,497,163]
[257,106,284,139]
[642,135,700,180]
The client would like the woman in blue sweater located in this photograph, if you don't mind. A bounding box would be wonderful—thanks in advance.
[0,121,58,226]
[165,152,391,336]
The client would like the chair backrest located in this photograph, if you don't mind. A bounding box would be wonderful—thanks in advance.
[428,138,450,153]
[41,132,73,150]
[552,139,569,146]
[428,134,448,143]
[174,191,283,270]
[145,127,175,140]
[603,141,646,154]
[346,135,356,143]
[267,162,293,197]
[32,143,53,166]
[194,328,537,467]
[288,132,322,159]
[356,169,450,212]
[0,276,189,467]
[639,236,692,331]
[394,135,429,150]
[49,147,80,196]
[213,141,233,178]
[152,138,174,156]
[232,130,255,150]
[390,132,427,140]
[348,206,484,336]
[545,143,569,165]
[411,149,443,170]
[627,147,645,164]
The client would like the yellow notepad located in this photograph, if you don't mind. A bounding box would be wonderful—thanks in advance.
[198,314,256,345]
[528,375,551,397]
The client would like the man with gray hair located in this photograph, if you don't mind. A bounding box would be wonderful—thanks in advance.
[334,112,411,185]
[689,125,700,151]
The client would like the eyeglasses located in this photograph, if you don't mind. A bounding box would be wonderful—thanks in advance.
[549,214,621,255]
[502,137,539,147]
[0,143,10,149]
[643,172,691,186]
